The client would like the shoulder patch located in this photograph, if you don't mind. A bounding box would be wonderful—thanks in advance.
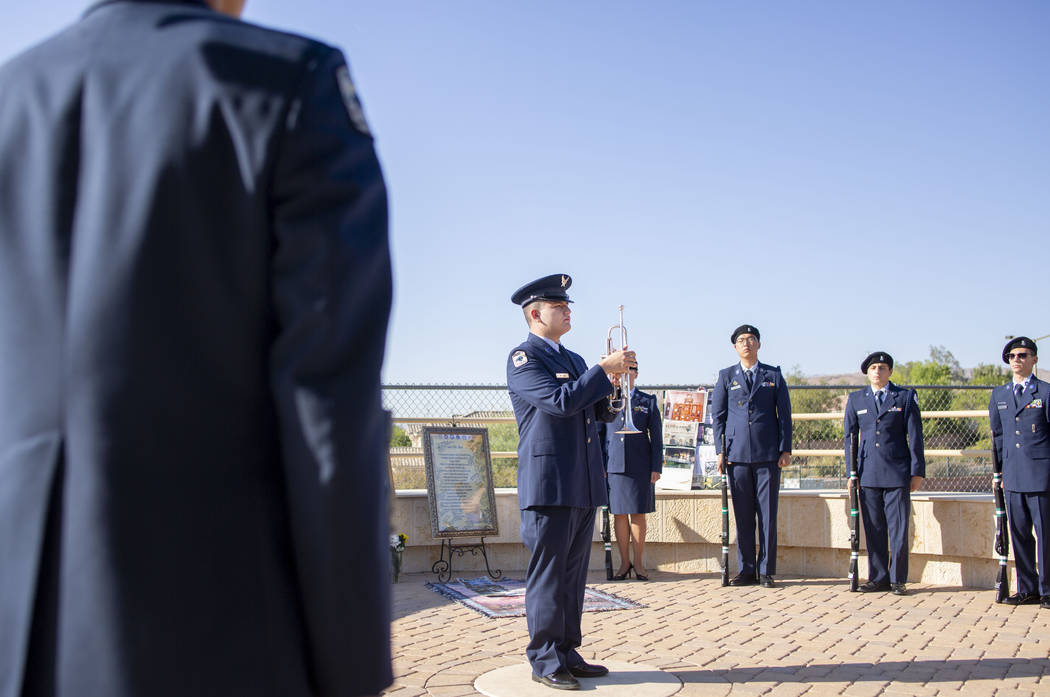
[335,64,372,136]
[512,350,528,368]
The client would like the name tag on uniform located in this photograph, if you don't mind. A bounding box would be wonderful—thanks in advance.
[730,385,741,391]
[857,409,868,415]
[889,406,902,412]
[997,402,1008,410]
[555,372,570,379]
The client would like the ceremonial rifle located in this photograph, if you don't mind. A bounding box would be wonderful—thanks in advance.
[601,498,613,580]
[992,440,1010,603]
[720,432,729,586]
[847,431,860,592]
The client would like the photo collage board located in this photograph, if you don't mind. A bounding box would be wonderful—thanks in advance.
[657,389,719,491]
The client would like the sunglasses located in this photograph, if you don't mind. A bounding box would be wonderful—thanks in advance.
[1008,352,1033,360]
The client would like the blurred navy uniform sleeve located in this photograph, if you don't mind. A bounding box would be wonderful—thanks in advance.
[906,389,925,478]
[650,393,663,473]
[776,367,792,454]
[269,46,393,697]
[712,370,728,454]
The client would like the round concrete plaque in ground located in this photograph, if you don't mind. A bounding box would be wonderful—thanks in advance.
[475,660,681,697]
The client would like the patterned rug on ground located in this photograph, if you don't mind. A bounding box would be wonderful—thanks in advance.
[425,577,646,618]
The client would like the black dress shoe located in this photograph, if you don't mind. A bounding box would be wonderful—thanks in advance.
[1041,596,1050,609]
[1004,592,1041,606]
[532,670,580,690]
[891,584,907,596]
[760,575,775,588]
[611,564,633,581]
[568,662,609,678]
[858,581,891,593]
[729,573,757,586]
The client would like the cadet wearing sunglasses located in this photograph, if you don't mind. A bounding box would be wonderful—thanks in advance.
[989,336,1050,608]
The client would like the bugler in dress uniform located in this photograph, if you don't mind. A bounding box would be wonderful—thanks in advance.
[710,325,792,588]
[507,274,635,689]
[844,352,926,595]
[989,337,1050,608]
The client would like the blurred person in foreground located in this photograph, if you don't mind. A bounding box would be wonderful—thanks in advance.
[0,1,393,695]
[989,337,1050,608]
[600,364,662,581]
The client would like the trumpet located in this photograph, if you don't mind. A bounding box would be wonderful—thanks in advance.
[606,305,641,435]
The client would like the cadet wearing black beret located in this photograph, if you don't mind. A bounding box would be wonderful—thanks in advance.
[711,324,792,588]
[731,324,761,344]
[844,351,925,595]
[989,336,1050,607]
[1002,336,1038,364]
[861,351,894,374]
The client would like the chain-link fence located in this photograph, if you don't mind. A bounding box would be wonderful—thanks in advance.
[384,384,996,493]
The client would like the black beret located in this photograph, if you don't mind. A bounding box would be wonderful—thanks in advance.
[1002,336,1038,364]
[511,274,573,306]
[861,351,894,373]
[731,324,760,343]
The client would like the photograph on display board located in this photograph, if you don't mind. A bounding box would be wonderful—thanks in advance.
[664,446,696,466]
[663,389,706,423]
[663,420,699,448]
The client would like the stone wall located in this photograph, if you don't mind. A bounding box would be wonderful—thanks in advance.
[391,489,1003,587]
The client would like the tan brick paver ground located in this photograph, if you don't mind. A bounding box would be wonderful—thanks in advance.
[387,573,1050,697]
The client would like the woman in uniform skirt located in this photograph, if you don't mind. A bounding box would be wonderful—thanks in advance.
[600,365,663,580]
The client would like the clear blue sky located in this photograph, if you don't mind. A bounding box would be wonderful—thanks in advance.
[4,2,1048,385]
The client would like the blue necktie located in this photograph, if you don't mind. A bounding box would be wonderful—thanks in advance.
[745,370,754,391]
[876,391,884,409]
[1016,383,1024,405]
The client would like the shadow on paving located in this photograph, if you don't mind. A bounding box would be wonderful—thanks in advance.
[672,658,1050,684]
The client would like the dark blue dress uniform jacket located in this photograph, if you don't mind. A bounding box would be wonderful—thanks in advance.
[711,363,792,463]
[601,390,662,476]
[990,377,1050,492]
[844,383,926,487]
[0,2,392,696]
[507,334,615,509]
[600,390,662,514]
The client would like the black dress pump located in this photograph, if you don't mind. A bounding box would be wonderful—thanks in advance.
[612,564,634,581]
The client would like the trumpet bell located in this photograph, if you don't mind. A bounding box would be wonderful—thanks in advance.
[616,407,642,435]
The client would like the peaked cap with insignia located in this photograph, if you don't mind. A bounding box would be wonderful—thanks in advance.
[1002,336,1038,364]
[731,324,760,343]
[511,273,573,306]
[861,351,894,373]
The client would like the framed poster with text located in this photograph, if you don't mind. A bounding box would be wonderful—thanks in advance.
[422,426,500,538]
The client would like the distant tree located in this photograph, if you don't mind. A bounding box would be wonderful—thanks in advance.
[784,365,843,446]
[929,345,965,381]
[389,425,411,448]
[909,361,952,386]
[970,363,1009,386]
[486,422,520,487]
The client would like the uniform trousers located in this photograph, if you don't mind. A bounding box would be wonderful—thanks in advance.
[1006,490,1050,596]
[520,506,596,677]
[859,486,910,585]
[727,462,779,576]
